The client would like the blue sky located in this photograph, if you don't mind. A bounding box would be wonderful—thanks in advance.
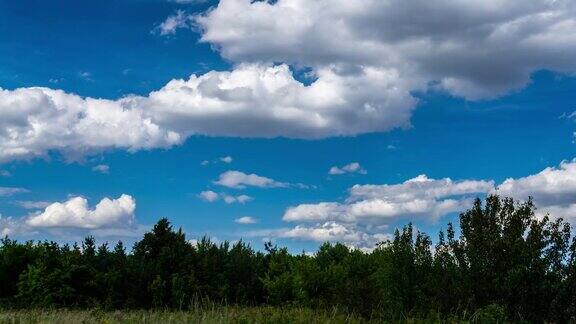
[1,0,576,252]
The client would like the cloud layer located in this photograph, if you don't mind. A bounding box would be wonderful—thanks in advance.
[267,160,576,249]
[3,0,576,163]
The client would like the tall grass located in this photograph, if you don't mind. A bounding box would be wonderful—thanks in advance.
[0,307,368,324]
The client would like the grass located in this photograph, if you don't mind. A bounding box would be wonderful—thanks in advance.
[0,307,370,324]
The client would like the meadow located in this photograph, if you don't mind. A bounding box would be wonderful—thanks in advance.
[0,307,507,324]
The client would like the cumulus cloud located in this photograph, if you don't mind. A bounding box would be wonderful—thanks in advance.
[197,0,576,100]
[214,170,289,189]
[198,190,220,202]
[329,162,367,175]
[284,175,494,224]
[248,222,392,250]
[92,164,110,174]
[235,216,257,224]
[0,87,180,162]
[0,187,29,197]
[141,63,415,138]
[26,194,136,229]
[0,63,415,162]
[3,1,576,163]
[496,159,576,221]
[198,190,253,204]
[242,174,493,250]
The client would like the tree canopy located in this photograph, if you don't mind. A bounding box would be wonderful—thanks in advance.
[1,195,575,321]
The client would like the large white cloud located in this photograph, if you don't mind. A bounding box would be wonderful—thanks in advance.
[26,194,136,229]
[0,63,416,162]
[3,1,576,163]
[0,87,181,162]
[139,63,416,138]
[197,0,576,99]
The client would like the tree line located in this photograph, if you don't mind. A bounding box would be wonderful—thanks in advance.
[1,195,575,321]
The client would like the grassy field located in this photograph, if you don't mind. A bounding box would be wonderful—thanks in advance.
[0,308,373,324]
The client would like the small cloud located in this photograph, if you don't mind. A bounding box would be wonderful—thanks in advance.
[0,187,29,197]
[0,170,11,177]
[92,164,110,174]
[387,144,396,150]
[223,194,253,204]
[220,156,233,164]
[198,190,219,202]
[235,216,258,224]
[16,201,51,210]
[199,190,253,204]
[78,71,92,81]
[215,170,289,189]
[201,156,234,166]
[155,10,193,36]
[329,162,367,175]
[48,78,64,84]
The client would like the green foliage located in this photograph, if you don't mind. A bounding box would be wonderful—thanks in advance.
[0,196,575,322]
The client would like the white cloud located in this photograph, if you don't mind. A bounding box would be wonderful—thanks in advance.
[141,63,415,139]
[235,216,257,224]
[156,10,193,36]
[496,159,576,206]
[198,190,253,204]
[0,87,180,162]
[92,164,110,174]
[0,63,414,163]
[284,175,494,224]
[198,190,220,202]
[4,1,576,163]
[197,0,576,100]
[78,71,92,81]
[214,170,289,189]
[271,174,492,249]
[26,194,136,229]
[0,187,29,197]
[201,160,210,166]
[248,222,392,250]
[0,215,27,237]
[16,201,52,210]
[495,159,576,222]
[220,156,233,163]
[223,194,253,204]
[329,162,366,175]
